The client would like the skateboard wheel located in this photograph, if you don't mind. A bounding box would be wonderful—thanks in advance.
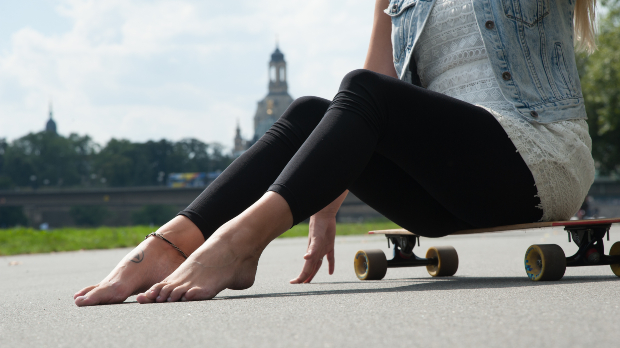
[524,244,566,281]
[354,249,387,280]
[425,246,458,277]
[610,242,620,277]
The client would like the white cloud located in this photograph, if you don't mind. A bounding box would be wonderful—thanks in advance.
[0,0,375,149]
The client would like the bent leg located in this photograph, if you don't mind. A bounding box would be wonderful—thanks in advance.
[179,96,331,239]
[270,69,542,229]
[138,69,543,304]
[76,96,331,306]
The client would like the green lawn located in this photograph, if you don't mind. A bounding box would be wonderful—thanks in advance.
[0,221,400,256]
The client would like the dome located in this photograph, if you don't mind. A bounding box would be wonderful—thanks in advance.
[46,118,57,134]
[271,48,284,62]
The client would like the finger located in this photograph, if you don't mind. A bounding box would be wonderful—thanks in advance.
[327,250,335,275]
[290,266,314,284]
[303,246,318,260]
[304,260,321,283]
[290,259,319,284]
[289,264,313,283]
[304,259,323,283]
[303,238,326,260]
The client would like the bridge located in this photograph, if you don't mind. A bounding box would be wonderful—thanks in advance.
[0,186,383,227]
[1,180,619,228]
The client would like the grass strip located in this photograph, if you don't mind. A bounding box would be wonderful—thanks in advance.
[281,221,400,238]
[0,221,400,256]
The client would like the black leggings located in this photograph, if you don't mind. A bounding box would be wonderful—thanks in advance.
[179,69,542,239]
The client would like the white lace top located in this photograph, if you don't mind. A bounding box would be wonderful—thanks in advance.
[413,0,595,221]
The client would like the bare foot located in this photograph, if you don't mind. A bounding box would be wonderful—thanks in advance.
[136,192,293,303]
[136,226,259,303]
[74,216,204,306]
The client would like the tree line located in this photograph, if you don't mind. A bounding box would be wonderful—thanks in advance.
[1,0,620,192]
[578,0,620,175]
[0,132,233,190]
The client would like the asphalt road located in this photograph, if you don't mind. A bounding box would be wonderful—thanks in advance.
[2,225,620,347]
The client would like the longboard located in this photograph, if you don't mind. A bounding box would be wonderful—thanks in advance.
[369,217,620,236]
[354,217,620,282]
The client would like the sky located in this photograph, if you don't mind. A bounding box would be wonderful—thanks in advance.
[0,0,375,150]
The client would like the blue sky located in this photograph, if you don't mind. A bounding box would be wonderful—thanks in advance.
[0,0,374,149]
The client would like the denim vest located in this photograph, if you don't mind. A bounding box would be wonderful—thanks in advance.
[385,0,586,123]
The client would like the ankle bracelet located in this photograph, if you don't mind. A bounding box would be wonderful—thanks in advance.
[145,232,188,259]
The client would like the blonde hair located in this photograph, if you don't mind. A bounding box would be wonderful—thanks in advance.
[574,0,597,54]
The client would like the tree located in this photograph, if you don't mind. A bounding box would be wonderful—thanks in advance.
[132,205,178,225]
[578,0,620,174]
[0,138,12,189]
[94,138,233,187]
[0,206,28,228]
[70,205,110,226]
[94,139,143,187]
[1,132,97,188]
[0,131,233,189]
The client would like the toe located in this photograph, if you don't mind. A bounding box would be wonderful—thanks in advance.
[183,286,217,302]
[144,282,166,301]
[156,283,176,303]
[74,284,126,307]
[75,295,100,307]
[74,290,105,307]
[167,284,190,302]
[136,292,155,304]
[74,285,97,299]
[75,296,96,307]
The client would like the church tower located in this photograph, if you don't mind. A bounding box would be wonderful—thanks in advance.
[268,47,288,95]
[253,45,294,140]
[45,102,57,134]
[233,45,294,157]
[233,120,246,156]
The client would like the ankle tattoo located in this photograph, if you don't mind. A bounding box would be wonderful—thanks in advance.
[130,249,145,263]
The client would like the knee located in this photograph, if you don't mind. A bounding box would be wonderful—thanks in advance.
[286,96,331,115]
[265,96,330,143]
[340,69,383,93]
[278,96,330,125]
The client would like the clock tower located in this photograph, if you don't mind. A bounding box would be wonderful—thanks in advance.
[253,46,294,140]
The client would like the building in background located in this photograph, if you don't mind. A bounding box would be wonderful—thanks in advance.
[45,102,57,134]
[234,46,294,157]
[233,120,247,155]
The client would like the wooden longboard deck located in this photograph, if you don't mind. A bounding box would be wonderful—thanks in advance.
[369,217,620,236]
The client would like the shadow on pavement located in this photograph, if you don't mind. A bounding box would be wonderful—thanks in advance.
[217,275,619,301]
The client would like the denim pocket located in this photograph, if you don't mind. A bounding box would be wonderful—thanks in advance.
[502,0,549,27]
[551,42,577,97]
[385,0,418,62]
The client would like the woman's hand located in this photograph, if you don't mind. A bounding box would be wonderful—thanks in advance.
[289,214,337,284]
[290,191,348,284]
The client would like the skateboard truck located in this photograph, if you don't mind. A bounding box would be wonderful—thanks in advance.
[354,233,458,280]
[564,224,620,267]
[385,234,436,268]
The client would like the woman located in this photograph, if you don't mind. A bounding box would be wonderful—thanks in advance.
[74,0,597,306]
